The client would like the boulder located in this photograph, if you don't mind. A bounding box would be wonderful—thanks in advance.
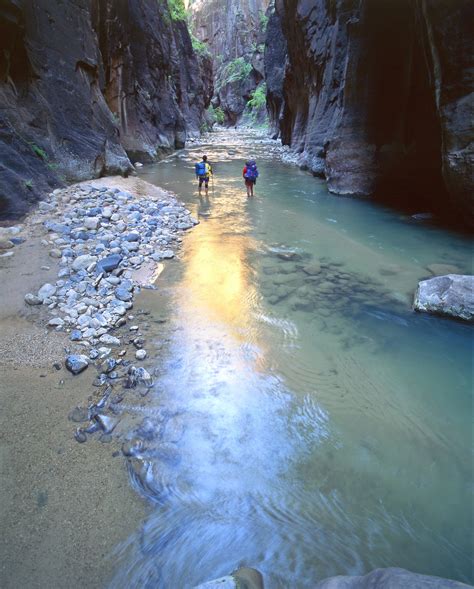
[414,275,473,321]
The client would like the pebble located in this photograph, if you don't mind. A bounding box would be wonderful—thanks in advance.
[99,334,121,346]
[135,349,147,360]
[25,293,42,305]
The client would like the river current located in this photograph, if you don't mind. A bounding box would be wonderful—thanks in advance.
[111,131,473,588]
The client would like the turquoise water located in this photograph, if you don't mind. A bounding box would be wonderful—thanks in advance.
[113,131,473,588]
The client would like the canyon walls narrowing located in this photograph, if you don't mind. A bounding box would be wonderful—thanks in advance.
[0,0,212,218]
[190,0,270,125]
[265,0,473,226]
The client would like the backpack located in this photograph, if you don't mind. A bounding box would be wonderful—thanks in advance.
[244,160,259,181]
[195,161,207,177]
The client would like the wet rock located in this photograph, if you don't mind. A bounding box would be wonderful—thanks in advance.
[74,429,87,444]
[122,438,145,457]
[301,262,322,275]
[414,274,474,321]
[427,263,462,276]
[101,358,117,374]
[95,414,119,434]
[25,293,42,305]
[65,354,89,375]
[68,407,89,423]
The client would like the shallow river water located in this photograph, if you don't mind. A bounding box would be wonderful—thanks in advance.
[112,131,473,588]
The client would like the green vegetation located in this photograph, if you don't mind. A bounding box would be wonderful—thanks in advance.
[247,83,267,111]
[30,143,48,161]
[206,105,225,126]
[167,0,187,21]
[259,11,269,32]
[191,34,210,57]
[24,179,33,189]
[217,58,253,91]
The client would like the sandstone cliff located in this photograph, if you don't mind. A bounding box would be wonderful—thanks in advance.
[265,0,473,226]
[190,0,270,125]
[0,0,212,219]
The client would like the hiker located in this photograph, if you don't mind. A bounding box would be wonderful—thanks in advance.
[243,159,259,197]
[195,155,213,195]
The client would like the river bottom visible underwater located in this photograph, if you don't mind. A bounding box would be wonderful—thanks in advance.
[110,131,473,588]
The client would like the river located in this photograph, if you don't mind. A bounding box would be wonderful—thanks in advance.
[110,130,473,588]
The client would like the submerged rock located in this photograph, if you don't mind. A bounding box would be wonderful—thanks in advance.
[414,275,474,321]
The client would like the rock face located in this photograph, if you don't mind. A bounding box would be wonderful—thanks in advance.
[414,274,474,321]
[0,0,212,219]
[265,0,473,226]
[190,0,270,124]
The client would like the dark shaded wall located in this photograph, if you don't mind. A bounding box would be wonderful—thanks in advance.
[0,0,212,219]
[265,0,473,225]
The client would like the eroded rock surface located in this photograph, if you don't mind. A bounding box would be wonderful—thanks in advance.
[265,0,473,226]
[414,274,474,321]
[0,0,212,218]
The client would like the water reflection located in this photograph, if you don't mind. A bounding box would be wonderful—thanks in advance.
[110,132,473,588]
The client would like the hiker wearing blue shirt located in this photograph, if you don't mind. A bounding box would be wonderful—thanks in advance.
[243,159,259,197]
[195,155,213,195]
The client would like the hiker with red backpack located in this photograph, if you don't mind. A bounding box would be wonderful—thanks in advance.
[243,159,259,197]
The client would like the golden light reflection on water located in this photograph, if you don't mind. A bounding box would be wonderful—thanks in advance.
[177,191,265,357]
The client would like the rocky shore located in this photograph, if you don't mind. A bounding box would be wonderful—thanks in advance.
[0,175,198,588]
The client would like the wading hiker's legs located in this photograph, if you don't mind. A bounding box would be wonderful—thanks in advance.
[204,178,209,195]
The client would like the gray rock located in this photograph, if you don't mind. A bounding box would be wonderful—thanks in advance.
[312,567,469,588]
[97,254,122,273]
[72,254,96,271]
[84,217,99,230]
[49,249,62,258]
[38,283,57,301]
[48,317,64,327]
[414,274,474,321]
[135,349,147,360]
[125,231,140,242]
[70,329,82,341]
[99,334,121,346]
[25,293,42,305]
[0,239,14,250]
[95,414,119,434]
[115,287,133,302]
[65,354,89,375]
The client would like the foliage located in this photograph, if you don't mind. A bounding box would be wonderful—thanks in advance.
[247,83,267,111]
[30,143,48,160]
[167,0,187,21]
[24,179,33,189]
[259,11,269,32]
[217,58,253,91]
[191,34,210,57]
[206,105,225,126]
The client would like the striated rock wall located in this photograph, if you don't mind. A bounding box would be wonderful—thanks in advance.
[190,0,270,124]
[0,0,212,219]
[265,0,473,225]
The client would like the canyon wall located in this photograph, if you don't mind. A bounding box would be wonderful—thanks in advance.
[190,0,270,124]
[0,0,212,219]
[265,0,473,225]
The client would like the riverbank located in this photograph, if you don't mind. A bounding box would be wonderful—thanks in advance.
[0,176,196,588]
